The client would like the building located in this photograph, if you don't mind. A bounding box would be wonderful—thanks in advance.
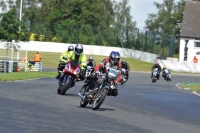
[179,1,200,63]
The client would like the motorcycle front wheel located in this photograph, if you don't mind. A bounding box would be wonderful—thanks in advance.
[92,88,108,110]
[80,85,89,107]
[60,76,72,95]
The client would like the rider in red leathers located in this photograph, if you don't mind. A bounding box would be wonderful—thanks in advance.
[92,51,122,96]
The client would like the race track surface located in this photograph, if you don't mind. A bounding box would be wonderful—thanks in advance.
[0,71,200,133]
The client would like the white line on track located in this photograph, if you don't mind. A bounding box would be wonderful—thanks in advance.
[13,78,41,82]
[176,83,200,97]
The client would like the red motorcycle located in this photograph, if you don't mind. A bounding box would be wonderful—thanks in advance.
[57,60,80,95]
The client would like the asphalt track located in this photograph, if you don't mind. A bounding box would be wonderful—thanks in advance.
[0,69,200,133]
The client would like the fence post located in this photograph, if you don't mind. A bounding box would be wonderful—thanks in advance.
[3,60,7,74]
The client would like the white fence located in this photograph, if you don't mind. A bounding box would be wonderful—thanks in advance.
[0,41,200,73]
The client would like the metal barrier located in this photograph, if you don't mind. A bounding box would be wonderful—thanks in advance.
[0,60,42,73]
[0,60,9,73]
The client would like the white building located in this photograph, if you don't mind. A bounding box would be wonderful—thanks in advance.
[179,1,200,64]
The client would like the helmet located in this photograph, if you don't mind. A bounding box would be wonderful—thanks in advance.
[75,44,83,55]
[109,51,120,65]
[121,59,126,64]
[155,62,159,66]
[89,56,93,62]
[163,65,166,69]
[68,45,74,52]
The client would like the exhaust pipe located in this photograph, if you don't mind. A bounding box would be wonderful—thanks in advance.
[78,93,85,99]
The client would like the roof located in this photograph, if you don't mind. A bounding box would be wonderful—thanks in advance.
[180,1,200,39]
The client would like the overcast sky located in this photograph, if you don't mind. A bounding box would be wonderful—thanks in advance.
[115,0,180,30]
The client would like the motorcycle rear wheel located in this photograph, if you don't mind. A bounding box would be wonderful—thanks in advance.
[92,88,108,110]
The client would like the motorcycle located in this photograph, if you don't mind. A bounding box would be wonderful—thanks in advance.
[57,60,80,95]
[120,68,127,85]
[163,69,172,81]
[152,68,158,83]
[85,66,93,78]
[78,68,119,110]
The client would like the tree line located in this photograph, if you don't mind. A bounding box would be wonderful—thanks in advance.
[0,0,199,55]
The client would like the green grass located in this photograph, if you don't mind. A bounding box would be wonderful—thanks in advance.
[180,83,200,93]
[0,48,154,71]
[0,71,57,81]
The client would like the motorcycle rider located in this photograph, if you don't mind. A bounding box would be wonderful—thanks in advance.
[56,44,87,85]
[91,51,122,96]
[87,56,96,67]
[121,59,130,81]
[162,65,170,79]
[55,45,74,79]
[151,62,161,80]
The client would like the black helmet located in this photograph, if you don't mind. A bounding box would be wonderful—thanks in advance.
[121,59,126,64]
[75,44,83,55]
[89,56,93,62]
[68,45,74,52]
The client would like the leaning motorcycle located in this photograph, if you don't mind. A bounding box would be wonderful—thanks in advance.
[57,60,80,95]
[78,68,119,110]
[120,68,127,85]
[163,69,172,81]
[85,66,93,78]
[152,68,158,83]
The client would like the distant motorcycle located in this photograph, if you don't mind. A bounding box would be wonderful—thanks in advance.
[152,68,158,83]
[120,68,127,85]
[163,69,172,81]
[78,68,119,110]
[57,60,80,95]
[85,66,93,78]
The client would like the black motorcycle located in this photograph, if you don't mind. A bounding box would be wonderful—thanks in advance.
[78,68,118,110]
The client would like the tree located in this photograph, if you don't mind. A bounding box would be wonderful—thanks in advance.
[0,7,29,42]
[113,0,137,48]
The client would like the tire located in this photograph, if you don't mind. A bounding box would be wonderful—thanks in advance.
[120,75,124,85]
[92,88,108,110]
[152,76,155,83]
[80,85,89,107]
[60,76,71,95]
[57,87,61,94]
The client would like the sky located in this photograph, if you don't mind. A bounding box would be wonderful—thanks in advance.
[115,0,179,30]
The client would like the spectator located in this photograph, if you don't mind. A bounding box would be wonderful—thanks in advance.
[192,56,198,63]
[22,55,28,62]
[34,52,41,62]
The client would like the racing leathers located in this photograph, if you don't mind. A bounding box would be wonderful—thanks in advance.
[94,57,122,83]
[56,51,87,81]
[151,64,162,80]
[121,62,130,80]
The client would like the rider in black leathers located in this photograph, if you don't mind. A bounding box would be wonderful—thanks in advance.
[151,62,162,80]
[87,56,96,67]
[121,59,130,81]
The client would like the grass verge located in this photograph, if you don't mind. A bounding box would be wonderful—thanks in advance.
[0,72,57,81]
[180,83,200,93]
